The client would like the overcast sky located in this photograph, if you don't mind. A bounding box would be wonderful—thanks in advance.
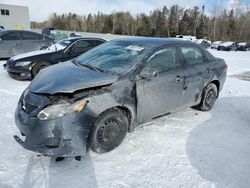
[0,0,249,21]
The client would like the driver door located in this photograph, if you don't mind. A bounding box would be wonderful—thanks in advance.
[136,46,185,122]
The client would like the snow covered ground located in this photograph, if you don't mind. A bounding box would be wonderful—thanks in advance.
[0,50,250,188]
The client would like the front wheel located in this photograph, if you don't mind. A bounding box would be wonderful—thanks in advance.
[196,83,218,111]
[88,108,129,153]
[32,61,50,78]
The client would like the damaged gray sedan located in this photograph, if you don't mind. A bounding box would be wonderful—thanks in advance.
[14,38,227,158]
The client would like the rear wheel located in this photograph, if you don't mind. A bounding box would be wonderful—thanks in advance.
[89,108,128,153]
[40,46,48,50]
[32,61,50,78]
[196,83,218,111]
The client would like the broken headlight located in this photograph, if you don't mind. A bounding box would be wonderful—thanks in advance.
[37,100,88,120]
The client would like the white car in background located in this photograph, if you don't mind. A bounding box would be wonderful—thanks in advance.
[195,39,211,48]
[211,41,223,49]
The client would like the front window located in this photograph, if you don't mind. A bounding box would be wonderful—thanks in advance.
[75,41,150,74]
[144,47,179,72]
[71,40,94,52]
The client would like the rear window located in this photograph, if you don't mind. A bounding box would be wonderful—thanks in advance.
[1,32,20,40]
[180,46,204,65]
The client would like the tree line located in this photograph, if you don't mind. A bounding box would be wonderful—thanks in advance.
[31,4,250,42]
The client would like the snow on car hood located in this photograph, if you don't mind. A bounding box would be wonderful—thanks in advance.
[28,61,119,94]
[10,50,53,61]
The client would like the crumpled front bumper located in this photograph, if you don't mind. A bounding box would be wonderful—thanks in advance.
[14,101,95,157]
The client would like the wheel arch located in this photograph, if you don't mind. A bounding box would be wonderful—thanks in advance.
[30,60,51,78]
[115,105,134,132]
[210,80,220,97]
[91,104,135,133]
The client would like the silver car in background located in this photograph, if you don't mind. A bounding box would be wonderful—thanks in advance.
[0,30,54,58]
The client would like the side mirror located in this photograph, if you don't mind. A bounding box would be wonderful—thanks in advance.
[139,68,158,79]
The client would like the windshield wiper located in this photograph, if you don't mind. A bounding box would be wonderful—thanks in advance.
[72,59,104,73]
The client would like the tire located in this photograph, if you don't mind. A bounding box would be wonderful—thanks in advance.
[32,61,50,78]
[88,108,129,153]
[196,83,218,111]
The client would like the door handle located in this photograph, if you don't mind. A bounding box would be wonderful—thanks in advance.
[176,75,184,82]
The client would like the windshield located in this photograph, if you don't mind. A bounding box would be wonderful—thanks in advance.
[47,39,72,51]
[75,41,150,74]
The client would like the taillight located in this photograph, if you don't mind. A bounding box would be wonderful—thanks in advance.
[224,64,228,69]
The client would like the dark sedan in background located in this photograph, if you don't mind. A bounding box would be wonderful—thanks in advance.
[14,38,227,159]
[217,41,238,51]
[237,42,250,51]
[3,37,106,80]
[0,30,54,58]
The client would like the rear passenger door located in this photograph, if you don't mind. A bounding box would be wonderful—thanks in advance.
[179,45,214,107]
[0,31,21,58]
[21,31,44,53]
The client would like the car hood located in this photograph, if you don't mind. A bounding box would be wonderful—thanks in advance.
[28,61,119,94]
[10,49,55,61]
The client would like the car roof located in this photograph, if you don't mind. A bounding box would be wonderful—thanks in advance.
[65,37,107,42]
[111,37,194,46]
[0,29,39,33]
[0,29,43,36]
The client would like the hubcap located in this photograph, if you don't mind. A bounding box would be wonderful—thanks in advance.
[98,118,121,145]
[205,90,216,107]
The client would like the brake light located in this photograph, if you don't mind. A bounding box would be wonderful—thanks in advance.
[224,64,228,69]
